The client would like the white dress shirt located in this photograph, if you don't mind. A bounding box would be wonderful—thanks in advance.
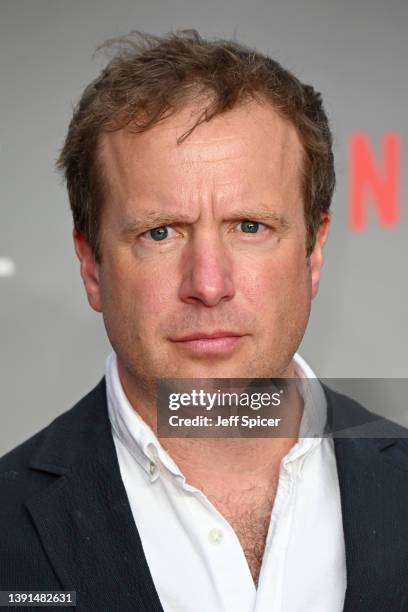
[106,352,346,612]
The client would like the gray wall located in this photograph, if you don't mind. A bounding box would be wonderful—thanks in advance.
[1,0,407,454]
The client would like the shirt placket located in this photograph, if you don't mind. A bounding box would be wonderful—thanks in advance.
[254,456,301,612]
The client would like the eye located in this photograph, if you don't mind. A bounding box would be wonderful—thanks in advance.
[144,225,176,241]
[238,220,266,234]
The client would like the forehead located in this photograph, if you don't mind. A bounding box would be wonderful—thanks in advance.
[99,100,304,216]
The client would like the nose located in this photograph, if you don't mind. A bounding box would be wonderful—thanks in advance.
[179,230,235,307]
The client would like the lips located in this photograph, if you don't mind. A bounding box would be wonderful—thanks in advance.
[170,331,245,355]
[173,331,242,342]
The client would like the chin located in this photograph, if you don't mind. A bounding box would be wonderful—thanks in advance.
[166,360,240,380]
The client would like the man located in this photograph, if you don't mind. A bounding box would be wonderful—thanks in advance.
[1,30,407,612]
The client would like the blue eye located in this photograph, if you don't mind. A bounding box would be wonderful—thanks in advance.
[239,220,261,233]
[147,226,174,241]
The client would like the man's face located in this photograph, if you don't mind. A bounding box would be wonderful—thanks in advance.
[75,100,329,390]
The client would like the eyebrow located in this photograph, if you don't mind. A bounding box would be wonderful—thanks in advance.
[119,208,291,238]
[120,212,194,238]
[226,209,290,230]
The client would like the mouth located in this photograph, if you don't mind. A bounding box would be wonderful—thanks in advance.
[170,331,245,356]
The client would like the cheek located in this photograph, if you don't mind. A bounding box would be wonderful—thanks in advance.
[236,246,311,309]
[101,256,175,321]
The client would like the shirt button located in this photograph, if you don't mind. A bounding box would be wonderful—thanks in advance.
[208,528,224,544]
[149,462,157,476]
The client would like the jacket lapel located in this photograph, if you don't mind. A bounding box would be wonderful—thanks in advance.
[25,379,164,612]
[326,386,408,612]
[24,378,408,611]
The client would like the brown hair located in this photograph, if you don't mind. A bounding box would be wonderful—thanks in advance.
[57,30,335,262]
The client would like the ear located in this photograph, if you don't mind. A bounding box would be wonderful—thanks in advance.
[73,230,103,312]
[309,214,331,299]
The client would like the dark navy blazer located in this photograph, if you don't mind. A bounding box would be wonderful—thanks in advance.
[1,378,408,611]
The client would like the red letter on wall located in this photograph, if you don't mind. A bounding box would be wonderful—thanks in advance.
[349,132,401,230]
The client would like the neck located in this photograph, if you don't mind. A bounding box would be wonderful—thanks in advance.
[117,359,303,488]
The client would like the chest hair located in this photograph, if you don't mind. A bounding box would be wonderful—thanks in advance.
[206,480,279,586]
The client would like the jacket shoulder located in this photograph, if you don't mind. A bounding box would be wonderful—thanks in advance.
[324,383,408,441]
[0,378,108,590]
[0,378,107,505]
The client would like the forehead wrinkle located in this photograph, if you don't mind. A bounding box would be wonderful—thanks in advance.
[172,128,252,163]
[180,135,240,146]
[180,154,248,165]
